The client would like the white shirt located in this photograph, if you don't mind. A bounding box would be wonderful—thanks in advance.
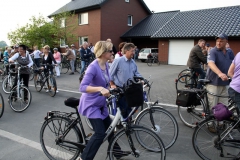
[33,50,41,58]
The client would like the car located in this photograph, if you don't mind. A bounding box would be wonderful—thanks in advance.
[138,48,158,62]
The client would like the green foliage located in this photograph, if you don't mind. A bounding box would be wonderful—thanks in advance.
[7,10,78,49]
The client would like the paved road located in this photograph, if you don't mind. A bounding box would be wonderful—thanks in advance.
[0,62,202,160]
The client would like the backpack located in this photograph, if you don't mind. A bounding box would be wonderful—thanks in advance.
[212,103,232,121]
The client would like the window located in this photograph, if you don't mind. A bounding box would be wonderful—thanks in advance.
[79,36,88,46]
[60,38,66,47]
[60,18,65,28]
[128,15,132,26]
[79,13,88,25]
[125,0,129,2]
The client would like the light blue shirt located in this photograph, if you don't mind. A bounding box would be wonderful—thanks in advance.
[110,55,142,87]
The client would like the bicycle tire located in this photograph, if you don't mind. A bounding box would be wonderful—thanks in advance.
[34,73,43,92]
[61,62,70,74]
[134,107,179,149]
[176,74,197,90]
[192,118,240,160]
[147,58,153,66]
[48,75,57,97]
[178,69,191,79]
[108,126,166,160]
[79,72,85,83]
[156,58,160,66]
[2,75,14,94]
[9,85,32,112]
[0,93,4,118]
[85,117,93,130]
[28,67,34,81]
[40,116,82,160]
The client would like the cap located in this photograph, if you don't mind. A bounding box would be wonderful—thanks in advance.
[205,43,210,47]
[71,44,75,47]
[65,45,69,48]
[53,48,58,50]
[215,33,228,40]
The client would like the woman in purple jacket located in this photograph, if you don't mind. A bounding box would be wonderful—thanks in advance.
[78,41,114,160]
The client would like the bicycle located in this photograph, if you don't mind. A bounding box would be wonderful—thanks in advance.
[147,54,160,66]
[60,55,70,74]
[8,64,32,112]
[192,109,240,160]
[34,64,57,97]
[2,64,16,94]
[176,79,235,128]
[40,88,166,160]
[0,93,4,118]
[85,76,179,150]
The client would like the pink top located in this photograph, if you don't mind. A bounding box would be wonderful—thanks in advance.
[53,52,61,62]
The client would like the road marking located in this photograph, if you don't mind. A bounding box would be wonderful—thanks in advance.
[0,129,73,158]
[28,84,81,94]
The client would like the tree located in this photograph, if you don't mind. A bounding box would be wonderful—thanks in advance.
[0,41,8,48]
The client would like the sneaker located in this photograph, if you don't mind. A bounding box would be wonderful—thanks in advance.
[46,90,49,93]
[114,151,131,159]
[208,126,217,133]
[69,72,74,75]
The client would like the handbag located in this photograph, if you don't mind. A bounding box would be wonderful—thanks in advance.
[123,78,144,107]
[212,103,232,121]
[176,89,201,107]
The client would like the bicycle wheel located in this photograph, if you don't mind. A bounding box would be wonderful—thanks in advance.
[192,118,240,160]
[28,67,34,81]
[40,116,82,160]
[79,72,85,83]
[176,74,197,90]
[61,62,70,74]
[147,58,153,66]
[155,58,160,65]
[0,93,4,118]
[9,85,32,112]
[178,98,205,128]
[108,126,166,160]
[34,73,43,92]
[85,117,93,130]
[48,75,57,97]
[134,107,178,149]
[178,69,191,79]
[2,75,15,94]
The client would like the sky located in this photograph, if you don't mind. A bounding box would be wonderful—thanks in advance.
[1,0,240,45]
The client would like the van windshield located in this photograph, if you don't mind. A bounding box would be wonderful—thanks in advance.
[140,48,150,53]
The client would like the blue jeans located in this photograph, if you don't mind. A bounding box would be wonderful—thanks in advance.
[118,96,132,119]
[228,87,240,114]
[193,67,206,89]
[81,116,119,160]
[70,60,75,73]
[80,60,85,75]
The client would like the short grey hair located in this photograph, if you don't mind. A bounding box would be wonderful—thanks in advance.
[82,41,88,46]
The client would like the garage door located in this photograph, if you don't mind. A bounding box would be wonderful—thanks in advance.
[168,39,194,65]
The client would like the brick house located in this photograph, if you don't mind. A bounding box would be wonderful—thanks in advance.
[122,6,240,65]
[49,0,151,52]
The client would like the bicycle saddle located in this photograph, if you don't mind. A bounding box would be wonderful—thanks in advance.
[198,79,211,83]
[64,97,80,108]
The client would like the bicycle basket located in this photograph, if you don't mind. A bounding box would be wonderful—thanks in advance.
[123,79,144,107]
[176,89,201,107]
[212,103,232,121]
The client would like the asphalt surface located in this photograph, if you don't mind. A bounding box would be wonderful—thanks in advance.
[0,62,202,160]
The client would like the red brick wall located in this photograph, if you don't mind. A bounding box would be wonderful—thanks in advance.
[158,40,169,64]
[101,0,149,48]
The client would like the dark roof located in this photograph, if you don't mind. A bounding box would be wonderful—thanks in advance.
[121,11,179,38]
[49,0,106,17]
[49,0,152,17]
[151,6,240,38]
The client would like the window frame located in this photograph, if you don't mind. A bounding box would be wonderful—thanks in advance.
[128,15,132,26]
[60,38,66,48]
[60,18,65,28]
[79,36,88,46]
[78,12,88,25]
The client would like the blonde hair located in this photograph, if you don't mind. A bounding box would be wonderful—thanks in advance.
[43,45,50,50]
[94,41,113,58]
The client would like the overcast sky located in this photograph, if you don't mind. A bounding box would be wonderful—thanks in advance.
[1,0,240,45]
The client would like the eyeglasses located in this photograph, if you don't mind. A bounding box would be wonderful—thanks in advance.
[107,50,113,53]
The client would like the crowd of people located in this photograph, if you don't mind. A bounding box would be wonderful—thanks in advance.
[186,33,240,116]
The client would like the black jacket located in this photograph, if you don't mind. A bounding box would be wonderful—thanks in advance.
[187,45,207,68]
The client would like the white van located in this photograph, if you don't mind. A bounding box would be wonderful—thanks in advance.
[138,48,158,62]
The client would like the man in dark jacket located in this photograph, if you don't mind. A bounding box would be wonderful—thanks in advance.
[187,39,207,89]
[80,42,92,75]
